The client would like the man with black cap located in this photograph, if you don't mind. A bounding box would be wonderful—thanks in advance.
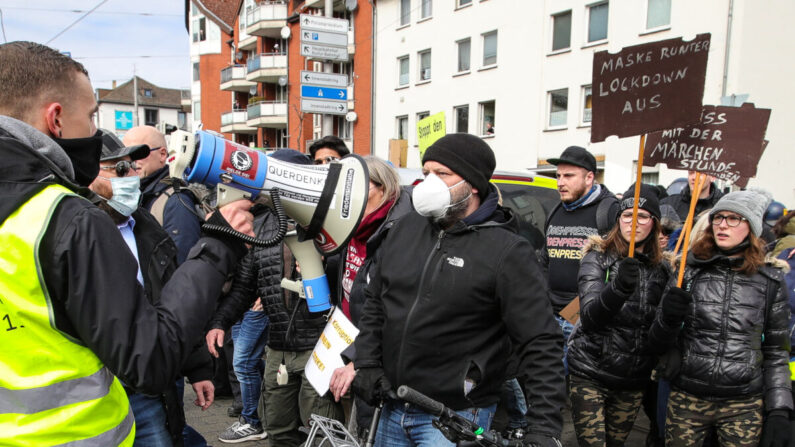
[308,134,350,165]
[541,146,620,371]
[352,133,565,446]
[0,41,253,444]
[89,129,215,446]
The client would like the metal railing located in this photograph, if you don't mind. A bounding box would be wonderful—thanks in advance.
[247,53,288,72]
[221,109,249,126]
[221,65,248,83]
[246,1,288,26]
[247,101,288,119]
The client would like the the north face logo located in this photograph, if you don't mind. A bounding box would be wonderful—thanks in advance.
[446,256,464,268]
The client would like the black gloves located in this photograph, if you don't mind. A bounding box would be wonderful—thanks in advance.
[760,413,790,447]
[661,287,692,326]
[522,433,562,447]
[613,257,641,295]
[351,367,394,406]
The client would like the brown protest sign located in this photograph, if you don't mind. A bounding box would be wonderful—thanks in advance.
[591,34,711,143]
[644,103,771,186]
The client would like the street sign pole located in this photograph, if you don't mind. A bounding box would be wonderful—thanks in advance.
[322,0,335,137]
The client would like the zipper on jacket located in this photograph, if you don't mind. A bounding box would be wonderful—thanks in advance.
[396,230,445,385]
[711,270,734,386]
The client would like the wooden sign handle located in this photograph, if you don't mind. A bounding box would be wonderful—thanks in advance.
[676,173,706,287]
[628,134,647,258]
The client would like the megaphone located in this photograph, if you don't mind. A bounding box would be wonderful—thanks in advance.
[167,130,369,312]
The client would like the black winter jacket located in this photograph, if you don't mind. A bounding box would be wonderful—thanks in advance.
[211,210,327,351]
[354,199,566,437]
[660,183,723,223]
[568,236,670,389]
[129,208,213,446]
[649,253,793,412]
[0,122,246,396]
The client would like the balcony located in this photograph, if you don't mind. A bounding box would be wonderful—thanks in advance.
[246,53,287,83]
[246,101,287,128]
[238,31,257,51]
[246,1,288,38]
[221,110,257,134]
[220,65,256,92]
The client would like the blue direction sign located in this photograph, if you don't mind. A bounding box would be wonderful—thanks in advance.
[300,85,347,101]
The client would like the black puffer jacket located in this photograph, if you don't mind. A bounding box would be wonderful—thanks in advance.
[649,253,793,412]
[660,183,723,223]
[568,236,670,389]
[210,210,327,351]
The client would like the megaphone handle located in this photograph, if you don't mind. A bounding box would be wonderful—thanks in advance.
[202,188,288,247]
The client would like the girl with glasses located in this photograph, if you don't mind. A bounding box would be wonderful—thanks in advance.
[568,184,671,446]
[650,190,792,447]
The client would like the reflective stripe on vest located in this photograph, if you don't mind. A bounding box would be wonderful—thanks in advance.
[790,360,795,381]
[0,184,134,446]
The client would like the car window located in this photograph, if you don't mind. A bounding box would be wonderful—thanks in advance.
[493,182,559,250]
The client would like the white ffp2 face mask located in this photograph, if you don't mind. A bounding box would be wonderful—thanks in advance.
[412,173,467,218]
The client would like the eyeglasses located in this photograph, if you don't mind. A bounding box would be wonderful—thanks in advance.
[620,211,653,225]
[711,213,747,227]
[149,146,164,152]
[99,160,137,177]
[314,156,340,165]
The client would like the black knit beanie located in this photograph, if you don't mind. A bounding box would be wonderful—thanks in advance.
[620,183,662,220]
[422,133,496,201]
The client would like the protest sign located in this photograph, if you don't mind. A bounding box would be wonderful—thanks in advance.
[305,307,359,396]
[591,34,711,143]
[417,112,446,159]
[645,103,771,186]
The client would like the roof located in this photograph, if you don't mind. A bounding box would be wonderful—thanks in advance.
[191,0,243,35]
[96,76,188,110]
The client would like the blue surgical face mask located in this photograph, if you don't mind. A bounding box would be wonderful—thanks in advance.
[99,175,141,217]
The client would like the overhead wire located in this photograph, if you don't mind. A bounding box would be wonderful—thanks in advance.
[45,0,109,45]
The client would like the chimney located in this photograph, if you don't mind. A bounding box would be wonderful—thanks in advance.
[112,80,117,89]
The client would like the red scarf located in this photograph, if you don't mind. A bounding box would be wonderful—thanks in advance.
[341,199,394,318]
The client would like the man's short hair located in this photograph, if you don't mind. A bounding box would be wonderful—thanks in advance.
[308,135,350,158]
[0,41,89,121]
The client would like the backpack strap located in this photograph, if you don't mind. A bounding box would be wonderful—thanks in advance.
[149,186,174,226]
[596,195,619,235]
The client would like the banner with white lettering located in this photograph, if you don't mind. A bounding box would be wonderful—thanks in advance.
[591,34,711,142]
[305,307,359,396]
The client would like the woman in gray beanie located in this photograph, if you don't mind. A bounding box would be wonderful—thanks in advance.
[649,190,793,447]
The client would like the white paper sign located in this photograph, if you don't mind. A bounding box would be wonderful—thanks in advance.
[305,307,359,396]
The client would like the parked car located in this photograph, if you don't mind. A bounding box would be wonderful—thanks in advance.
[399,168,559,249]
[666,177,688,196]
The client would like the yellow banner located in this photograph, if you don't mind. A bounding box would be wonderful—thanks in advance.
[417,112,446,159]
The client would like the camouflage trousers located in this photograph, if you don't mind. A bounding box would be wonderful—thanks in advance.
[665,389,763,447]
[568,374,644,447]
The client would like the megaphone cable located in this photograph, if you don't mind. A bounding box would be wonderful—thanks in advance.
[201,188,288,247]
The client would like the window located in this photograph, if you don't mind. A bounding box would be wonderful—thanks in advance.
[335,116,352,140]
[587,2,609,43]
[144,89,152,98]
[581,85,593,124]
[276,129,288,148]
[454,105,469,133]
[193,101,201,122]
[457,38,471,72]
[144,109,159,127]
[548,88,568,128]
[479,101,495,136]
[646,0,671,29]
[178,111,187,130]
[418,50,431,81]
[417,111,430,122]
[398,56,409,86]
[551,11,572,51]
[421,0,432,19]
[482,31,497,66]
[192,62,200,82]
[192,17,207,42]
[400,0,410,26]
[457,0,472,7]
[397,116,408,140]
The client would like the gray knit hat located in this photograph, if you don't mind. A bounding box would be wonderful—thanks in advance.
[709,189,772,237]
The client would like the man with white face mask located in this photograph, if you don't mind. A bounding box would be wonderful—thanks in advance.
[352,133,565,447]
[89,129,216,446]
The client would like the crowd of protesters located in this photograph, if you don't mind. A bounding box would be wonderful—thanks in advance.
[2,40,795,447]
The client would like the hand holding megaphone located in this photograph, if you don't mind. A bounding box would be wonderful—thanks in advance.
[215,199,255,239]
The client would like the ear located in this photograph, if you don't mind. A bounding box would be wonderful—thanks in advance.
[158,146,168,163]
[585,170,595,183]
[43,102,64,138]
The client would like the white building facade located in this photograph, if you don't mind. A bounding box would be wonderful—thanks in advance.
[373,0,795,207]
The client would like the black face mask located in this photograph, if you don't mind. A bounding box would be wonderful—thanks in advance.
[53,130,104,187]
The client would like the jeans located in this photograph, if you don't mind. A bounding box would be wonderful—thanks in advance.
[501,378,528,430]
[231,309,269,426]
[376,399,496,447]
[128,393,173,447]
[555,315,574,375]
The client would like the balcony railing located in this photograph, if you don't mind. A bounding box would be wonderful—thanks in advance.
[221,65,256,92]
[246,1,288,38]
[221,109,257,134]
[246,53,288,83]
[247,100,288,128]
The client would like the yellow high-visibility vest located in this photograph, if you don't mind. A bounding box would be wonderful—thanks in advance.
[0,184,134,446]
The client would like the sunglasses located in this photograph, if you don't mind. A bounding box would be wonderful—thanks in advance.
[313,156,340,165]
[99,160,138,177]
